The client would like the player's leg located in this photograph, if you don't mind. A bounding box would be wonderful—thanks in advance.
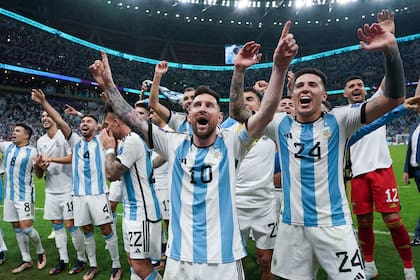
[0,227,7,264]
[93,194,121,279]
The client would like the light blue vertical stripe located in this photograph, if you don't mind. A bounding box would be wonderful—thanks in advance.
[4,144,13,200]
[278,117,292,224]
[325,115,345,225]
[300,124,317,226]
[170,140,190,259]
[217,138,236,262]
[83,142,92,195]
[192,148,209,262]
[144,142,161,220]
[93,137,105,194]
[122,150,137,220]
[18,148,31,201]
[73,141,81,195]
[179,120,193,136]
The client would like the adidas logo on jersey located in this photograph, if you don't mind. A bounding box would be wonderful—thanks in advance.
[135,248,142,254]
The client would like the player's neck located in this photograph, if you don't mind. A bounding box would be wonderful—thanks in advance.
[46,126,58,138]
[192,133,217,148]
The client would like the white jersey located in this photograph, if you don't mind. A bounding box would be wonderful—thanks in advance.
[117,132,161,222]
[152,125,254,263]
[152,124,170,191]
[168,111,192,135]
[349,88,392,177]
[151,151,169,191]
[0,142,36,202]
[235,135,276,209]
[37,130,72,194]
[68,133,108,196]
[265,107,362,227]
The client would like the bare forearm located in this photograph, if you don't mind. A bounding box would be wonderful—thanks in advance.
[105,86,151,146]
[50,154,72,164]
[34,165,44,179]
[150,72,170,121]
[229,67,252,122]
[40,100,71,137]
[105,154,127,181]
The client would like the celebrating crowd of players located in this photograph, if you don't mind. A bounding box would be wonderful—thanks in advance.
[1,9,420,280]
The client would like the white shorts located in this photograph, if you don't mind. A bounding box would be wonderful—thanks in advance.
[237,203,277,250]
[155,188,170,220]
[122,218,161,261]
[271,223,365,280]
[3,199,35,222]
[44,192,74,221]
[164,258,245,280]
[73,194,113,227]
[108,181,122,203]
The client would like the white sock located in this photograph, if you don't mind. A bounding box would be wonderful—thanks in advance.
[69,226,86,262]
[54,224,69,263]
[84,232,97,267]
[22,227,44,254]
[104,232,121,268]
[0,228,7,252]
[15,228,31,262]
[112,212,118,237]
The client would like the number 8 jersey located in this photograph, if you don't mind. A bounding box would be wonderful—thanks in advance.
[265,107,362,227]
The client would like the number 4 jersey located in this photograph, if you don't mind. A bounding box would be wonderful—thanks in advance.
[265,107,362,227]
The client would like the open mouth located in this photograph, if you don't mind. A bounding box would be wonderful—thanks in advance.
[353,91,362,97]
[197,118,208,125]
[300,96,311,104]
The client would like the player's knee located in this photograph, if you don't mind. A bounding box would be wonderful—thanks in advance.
[384,216,403,230]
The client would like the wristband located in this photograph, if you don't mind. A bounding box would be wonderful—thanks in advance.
[77,112,83,118]
[105,148,115,156]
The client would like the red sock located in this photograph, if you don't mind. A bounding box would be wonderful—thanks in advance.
[358,220,375,262]
[385,217,413,269]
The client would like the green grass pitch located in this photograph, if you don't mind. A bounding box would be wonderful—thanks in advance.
[0,144,419,279]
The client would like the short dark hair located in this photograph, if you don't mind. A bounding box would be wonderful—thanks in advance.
[294,68,328,90]
[15,123,33,139]
[81,114,98,123]
[184,87,195,93]
[244,87,262,102]
[281,96,292,100]
[344,76,364,87]
[134,101,149,110]
[193,86,220,105]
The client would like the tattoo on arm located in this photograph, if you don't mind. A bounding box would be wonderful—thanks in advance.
[105,154,128,181]
[105,87,151,146]
[384,45,405,99]
[229,68,252,122]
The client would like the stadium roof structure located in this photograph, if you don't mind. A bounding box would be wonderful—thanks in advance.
[1,0,420,65]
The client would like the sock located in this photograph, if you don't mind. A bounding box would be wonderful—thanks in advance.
[0,228,7,252]
[69,226,87,262]
[386,217,413,268]
[84,232,97,267]
[54,223,69,263]
[104,232,121,268]
[112,212,118,237]
[22,227,44,254]
[357,219,375,262]
[15,228,31,262]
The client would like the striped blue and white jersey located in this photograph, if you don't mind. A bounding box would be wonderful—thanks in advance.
[151,125,254,263]
[168,111,192,135]
[265,107,362,227]
[117,132,161,222]
[0,142,36,202]
[37,130,73,194]
[68,133,108,196]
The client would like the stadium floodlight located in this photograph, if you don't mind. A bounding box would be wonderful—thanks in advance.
[238,0,250,9]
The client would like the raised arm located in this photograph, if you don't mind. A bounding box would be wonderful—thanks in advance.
[359,10,405,123]
[89,51,151,147]
[148,61,171,123]
[229,41,262,122]
[247,21,298,138]
[31,89,72,138]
